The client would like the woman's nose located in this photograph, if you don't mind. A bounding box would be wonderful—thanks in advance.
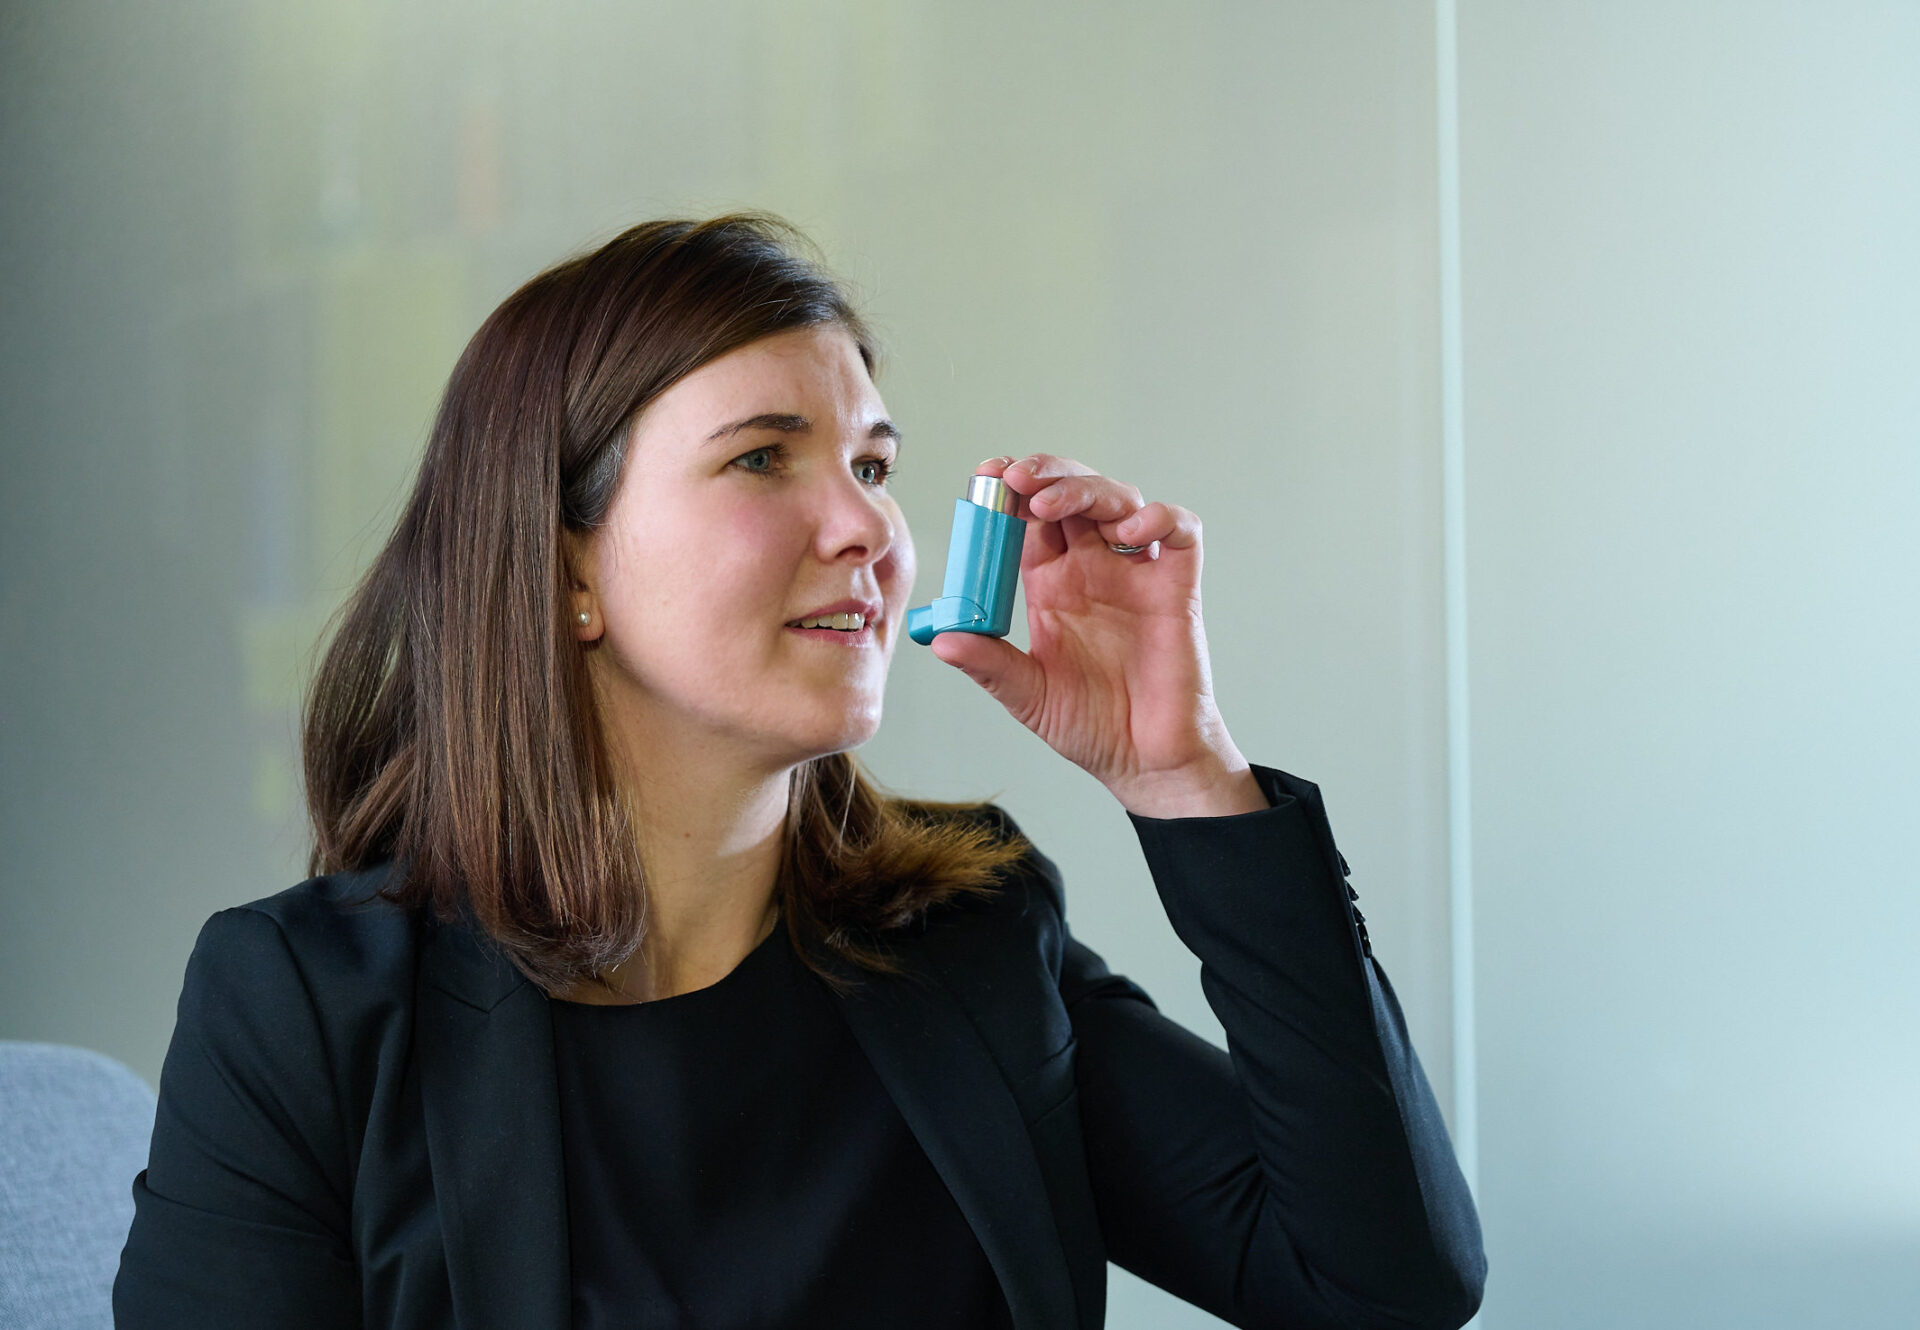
[815,474,896,565]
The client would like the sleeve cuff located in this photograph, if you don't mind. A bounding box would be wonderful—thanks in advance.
[1125,763,1374,964]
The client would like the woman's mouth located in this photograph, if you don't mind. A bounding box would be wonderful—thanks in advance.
[784,610,877,645]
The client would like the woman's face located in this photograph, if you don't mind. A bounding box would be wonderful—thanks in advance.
[577,323,915,770]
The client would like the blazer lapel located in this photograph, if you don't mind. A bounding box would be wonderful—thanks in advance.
[825,953,1082,1330]
[417,917,571,1330]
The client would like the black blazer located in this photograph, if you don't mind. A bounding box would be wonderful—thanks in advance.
[115,763,1484,1329]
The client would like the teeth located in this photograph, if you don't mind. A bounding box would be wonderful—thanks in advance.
[791,612,866,631]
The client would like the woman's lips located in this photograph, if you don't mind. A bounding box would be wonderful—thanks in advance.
[784,622,877,646]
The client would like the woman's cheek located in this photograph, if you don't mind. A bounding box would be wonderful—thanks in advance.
[884,507,915,597]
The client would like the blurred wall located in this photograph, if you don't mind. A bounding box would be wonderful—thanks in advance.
[1460,2,1920,1325]
[0,4,1445,1327]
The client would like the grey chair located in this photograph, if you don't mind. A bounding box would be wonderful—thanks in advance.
[1,1041,156,1330]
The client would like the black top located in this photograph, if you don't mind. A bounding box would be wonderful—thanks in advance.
[548,919,1015,1330]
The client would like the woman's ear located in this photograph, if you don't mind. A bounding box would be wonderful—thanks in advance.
[564,533,603,643]
[571,595,602,642]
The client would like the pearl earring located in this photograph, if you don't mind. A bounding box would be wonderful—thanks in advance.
[577,611,591,625]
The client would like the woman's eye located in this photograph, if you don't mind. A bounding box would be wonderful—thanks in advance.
[734,445,783,474]
[732,444,894,486]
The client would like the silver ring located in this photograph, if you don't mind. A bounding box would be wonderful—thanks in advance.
[1107,542,1150,555]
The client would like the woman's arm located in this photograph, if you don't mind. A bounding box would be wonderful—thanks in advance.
[1039,766,1485,1330]
[114,907,362,1329]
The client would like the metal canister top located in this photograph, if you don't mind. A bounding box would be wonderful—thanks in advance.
[966,474,1020,516]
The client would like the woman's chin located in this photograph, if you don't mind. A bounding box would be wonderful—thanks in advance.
[834,708,888,753]
[815,711,883,756]
[762,701,882,765]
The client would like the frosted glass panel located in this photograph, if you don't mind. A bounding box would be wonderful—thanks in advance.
[0,5,1447,1328]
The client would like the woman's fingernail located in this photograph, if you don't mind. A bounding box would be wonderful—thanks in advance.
[979,455,1015,469]
[1015,456,1042,472]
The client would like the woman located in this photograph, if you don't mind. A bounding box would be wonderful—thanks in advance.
[114,215,1485,1329]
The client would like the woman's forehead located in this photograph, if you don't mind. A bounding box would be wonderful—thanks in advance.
[636,326,884,443]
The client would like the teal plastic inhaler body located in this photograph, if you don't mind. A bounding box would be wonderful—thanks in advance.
[906,474,1026,645]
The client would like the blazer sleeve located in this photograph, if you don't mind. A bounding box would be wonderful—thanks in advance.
[114,906,363,1329]
[1046,763,1485,1330]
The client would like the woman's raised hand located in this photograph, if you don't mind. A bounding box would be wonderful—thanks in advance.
[927,454,1267,819]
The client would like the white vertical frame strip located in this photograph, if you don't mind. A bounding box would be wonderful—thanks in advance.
[1435,0,1479,1196]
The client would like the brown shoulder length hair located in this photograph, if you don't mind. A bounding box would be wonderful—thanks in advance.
[303,214,1030,995]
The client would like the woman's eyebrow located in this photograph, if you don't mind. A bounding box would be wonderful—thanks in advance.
[705,413,902,443]
[706,412,810,441]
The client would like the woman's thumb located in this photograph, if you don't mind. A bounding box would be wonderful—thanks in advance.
[929,631,1040,719]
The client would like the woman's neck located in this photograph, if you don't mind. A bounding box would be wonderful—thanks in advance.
[566,726,794,1005]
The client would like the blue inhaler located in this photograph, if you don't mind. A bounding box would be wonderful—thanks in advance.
[906,474,1027,645]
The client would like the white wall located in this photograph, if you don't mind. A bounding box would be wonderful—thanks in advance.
[1460,2,1920,1325]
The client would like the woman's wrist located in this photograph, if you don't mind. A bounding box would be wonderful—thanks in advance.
[1109,750,1271,821]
